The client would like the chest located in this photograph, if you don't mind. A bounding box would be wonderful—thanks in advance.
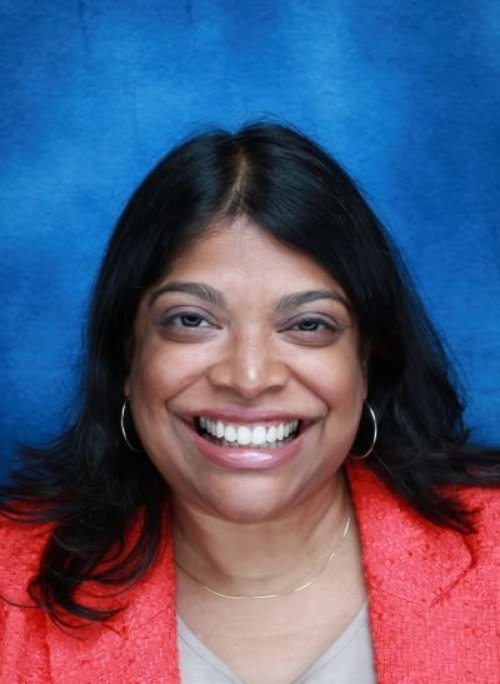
[178,604,375,684]
[176,561,367,684]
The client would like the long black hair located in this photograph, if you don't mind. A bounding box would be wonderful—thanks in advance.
[1,123,498,625]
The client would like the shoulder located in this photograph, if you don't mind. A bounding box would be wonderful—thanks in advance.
[349,467,500,683]
[346,461,499,562]
[454,484,499,560]
[0,512,52,603]
[456,481,499,520]
[0,513,54,677]
[0,510,180,683]
[347,460,498,520]
[347,462,498,608]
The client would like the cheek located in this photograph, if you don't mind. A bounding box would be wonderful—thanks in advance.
[296,347,367,409]
[127,338,208,401]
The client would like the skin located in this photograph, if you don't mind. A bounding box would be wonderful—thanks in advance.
[125,216,369,682]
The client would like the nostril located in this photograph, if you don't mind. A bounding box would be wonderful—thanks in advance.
[207,362,289,398]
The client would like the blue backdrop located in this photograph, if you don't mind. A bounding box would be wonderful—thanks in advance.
[1,1,499,480]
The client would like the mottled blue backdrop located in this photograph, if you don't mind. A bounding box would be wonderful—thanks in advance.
[1,0,499,479]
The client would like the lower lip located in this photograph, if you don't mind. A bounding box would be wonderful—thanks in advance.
[189,427,305,471]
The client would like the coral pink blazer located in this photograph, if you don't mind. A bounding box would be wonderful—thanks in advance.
[1,463,498,683]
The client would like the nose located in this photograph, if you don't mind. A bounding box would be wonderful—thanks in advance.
[207,330,290,399]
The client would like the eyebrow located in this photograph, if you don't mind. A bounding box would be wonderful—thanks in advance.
[149,281,350,312]
[148,281,227,308]
[276,289,351,312]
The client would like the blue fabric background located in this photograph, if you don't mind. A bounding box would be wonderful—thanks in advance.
[1,1,499,480]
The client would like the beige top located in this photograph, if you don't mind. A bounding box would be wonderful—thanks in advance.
[177,602,376,683]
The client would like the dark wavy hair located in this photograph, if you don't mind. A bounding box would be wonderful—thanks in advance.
[1,123,498,626]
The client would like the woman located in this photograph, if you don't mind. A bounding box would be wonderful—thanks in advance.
[1,124,498,683]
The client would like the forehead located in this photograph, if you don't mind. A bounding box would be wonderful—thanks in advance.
[159,216,347,299]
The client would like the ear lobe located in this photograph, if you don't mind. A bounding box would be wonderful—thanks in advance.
[124,377,131,398]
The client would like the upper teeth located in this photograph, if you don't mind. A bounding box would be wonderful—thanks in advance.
[198,418,299,447]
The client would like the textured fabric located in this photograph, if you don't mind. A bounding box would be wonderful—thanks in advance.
[0,518,180,683]
[1,463,498,683]
[177,602,376,683]
[348,465,500,683]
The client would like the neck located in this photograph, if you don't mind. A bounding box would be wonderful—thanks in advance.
[171,473,350,597]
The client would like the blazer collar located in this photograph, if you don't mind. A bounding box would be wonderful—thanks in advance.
[346,462,476,606]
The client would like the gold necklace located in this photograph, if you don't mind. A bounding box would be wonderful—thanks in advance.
[174,513,351,600]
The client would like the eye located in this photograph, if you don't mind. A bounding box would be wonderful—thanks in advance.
[292,318,328,332]
[169,313,210,328]
[154,308,218,341]
[281,315,345,346]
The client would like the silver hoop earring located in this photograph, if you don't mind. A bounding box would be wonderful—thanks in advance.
[350,403,378,460]
[120,399,142,452]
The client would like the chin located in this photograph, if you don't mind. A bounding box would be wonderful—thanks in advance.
[197,475,317,524]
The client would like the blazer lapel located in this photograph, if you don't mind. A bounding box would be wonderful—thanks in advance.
[346,462,479,683]
[346,462,474,607]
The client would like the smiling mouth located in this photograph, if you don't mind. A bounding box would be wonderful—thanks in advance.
[195,417,301,448]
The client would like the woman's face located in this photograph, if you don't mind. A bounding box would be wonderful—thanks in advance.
[125,217,367,522]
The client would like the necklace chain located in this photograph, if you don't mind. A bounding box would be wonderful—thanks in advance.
[175,513,351,600]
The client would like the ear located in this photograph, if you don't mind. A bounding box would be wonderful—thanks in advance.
[124,376,131,398]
